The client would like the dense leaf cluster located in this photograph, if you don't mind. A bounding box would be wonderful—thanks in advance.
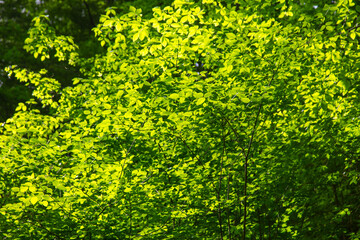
[1,0,360,239]
[0,0,173,122]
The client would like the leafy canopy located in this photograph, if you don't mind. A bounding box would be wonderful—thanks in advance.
[1,0,360,239]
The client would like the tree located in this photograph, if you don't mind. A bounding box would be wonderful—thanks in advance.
[0,0,173,122]
[1,0,360,239]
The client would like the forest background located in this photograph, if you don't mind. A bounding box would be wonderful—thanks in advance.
[0,0,360,239]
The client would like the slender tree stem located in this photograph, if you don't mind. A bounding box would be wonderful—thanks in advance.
[243,103,263,240]
[82,0,96,29]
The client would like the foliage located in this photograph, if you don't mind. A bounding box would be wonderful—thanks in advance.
[0,0,173,122]
[1,0,360,239]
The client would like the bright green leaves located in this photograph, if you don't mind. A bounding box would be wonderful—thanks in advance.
[1,0,360,239]
[30,196,38,205]
[278,6,294,19]
[196,97,205,105]
[5,66,60,109]
[169,93,179,100]
[20,186,28,193]
[133,27,149,42]
[24,15,79,65]
[240,97,251,103]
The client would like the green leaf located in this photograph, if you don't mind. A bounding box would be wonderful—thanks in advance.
[133,32,139,42]
[115,22,122,32]
[350,32,356,40]
[129,6,136,12]
[139,29,147,41]
[124,111,133,118]
[326,26,334,32]
[169,93,179,99]
[196,97,205,105]
[241,97,250,103]
[30,196,38,205]
[29,186,36,192]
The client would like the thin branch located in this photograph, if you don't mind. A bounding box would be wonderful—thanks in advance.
[243,102,263,240]
[82,0,96,29]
